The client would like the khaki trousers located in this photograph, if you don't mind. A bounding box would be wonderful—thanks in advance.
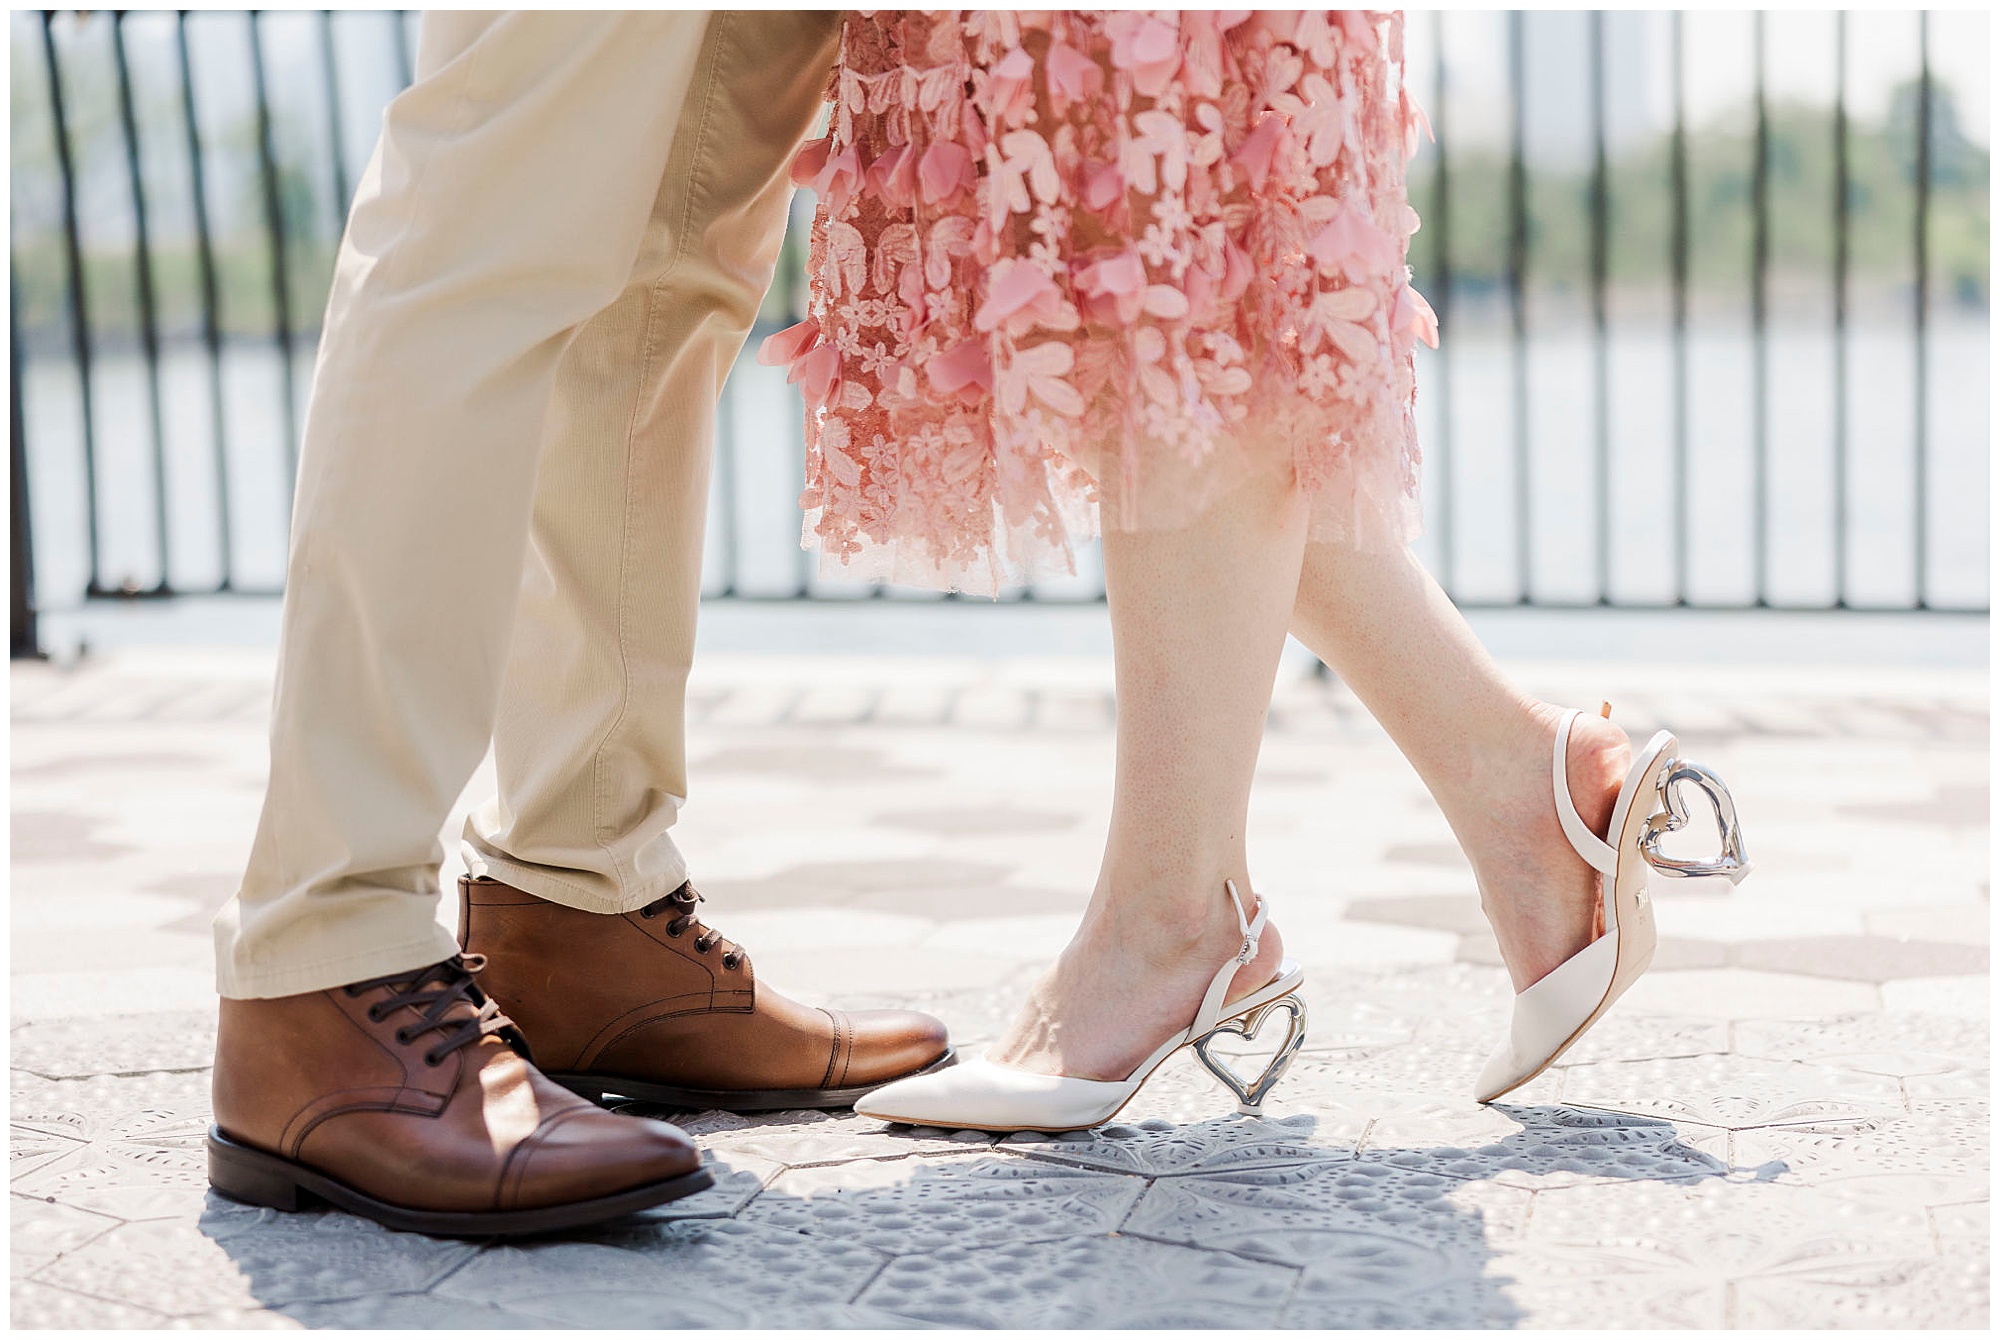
[214,11,840,998]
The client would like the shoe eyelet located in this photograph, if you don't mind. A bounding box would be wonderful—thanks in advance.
[394,1027,415,1045]
[343,985,363,998]
[723,955,741,970]
[638,907,656,920]
[422,1050,444,1067]
[666,926,682,939]
[366,1004,387,1022]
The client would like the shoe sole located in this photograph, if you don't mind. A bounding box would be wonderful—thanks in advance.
[206,1128,713,1237]
[859,967,1309,1134]
[549,1047,960,1113]
[1475,734,1674,1105]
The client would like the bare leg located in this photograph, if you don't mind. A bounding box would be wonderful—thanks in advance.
[989,469,1302,1081]
[1288,542,1631,991]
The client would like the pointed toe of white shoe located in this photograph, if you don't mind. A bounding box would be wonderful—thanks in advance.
[854,1057,1133,1132]
[1472,932,1620,1103]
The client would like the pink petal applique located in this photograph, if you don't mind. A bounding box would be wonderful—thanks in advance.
[1232,113,1287,193]
[1076,250,1146,298]
[1084,163,1125,212]
[1220,240,1253,304]
[790,135,831,188]
[974,259,1065,334]
[1047,41,1104,111]
[867,142,917,209]
[987,46,1037,125]
[797,343,841,402]
[926,339,992,397]
[1394,283,1440,349]
[919,140,974,204]
[1307,204,1399,282]
[1075,249,1148,324]
[1142,285,1191,320]
[1106,12,1182,98]
[813,145,864,216]
[756,318,819,368]
[1335,10,1379,51]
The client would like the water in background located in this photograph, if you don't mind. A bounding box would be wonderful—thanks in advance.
[17,315,1988,612]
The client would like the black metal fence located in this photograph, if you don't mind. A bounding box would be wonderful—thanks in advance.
[10,10,1989,656]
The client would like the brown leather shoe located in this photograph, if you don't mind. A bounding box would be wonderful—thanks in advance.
[208,954,711,1236]
[459,876,954,1111]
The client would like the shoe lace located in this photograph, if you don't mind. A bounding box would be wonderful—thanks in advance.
[638,882,744,970]
[343,954,521,1066]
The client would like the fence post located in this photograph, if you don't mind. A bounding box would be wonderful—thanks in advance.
[11,293,42,661]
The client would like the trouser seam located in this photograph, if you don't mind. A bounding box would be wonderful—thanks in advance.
[589,11,731,894]
[267,32,483,912]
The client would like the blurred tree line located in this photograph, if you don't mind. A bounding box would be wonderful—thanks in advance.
[11,56,1989,354]
[1410,79,1987,320]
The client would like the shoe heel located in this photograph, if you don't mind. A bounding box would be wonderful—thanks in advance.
[1192,993,1308,1116]
[206,1131,310,1212]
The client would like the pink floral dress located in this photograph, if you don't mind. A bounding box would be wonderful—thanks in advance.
[760,10,1437,594]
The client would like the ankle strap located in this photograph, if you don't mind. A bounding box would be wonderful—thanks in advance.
[1554,709,1619,876]
[1194,880,1268,1036]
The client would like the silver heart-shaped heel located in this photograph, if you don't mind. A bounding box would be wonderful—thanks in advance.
[1193,992,1308,1115]
[1641,759,1752,884]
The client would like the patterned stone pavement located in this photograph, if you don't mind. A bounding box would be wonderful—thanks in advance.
[10,642,1990,1328]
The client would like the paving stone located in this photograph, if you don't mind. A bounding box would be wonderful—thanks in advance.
[863,1233,1296,1328]
[1125,1158,1532,1261]
[1735,1251,1989,1329]
[663,1106,998,1167]
[1733,935,1989,982]
[1499,1244,1739,1328]
[1281,1238,1529,1329]
[8,651,1989,1328]
[998,1112,1356,1176]
[10,1193,121,1275]
[11,1094,212,1220]
[9,1010,217,1079]
[1617,967,1881,1020]
[1359,1100,1730,1188]
[1880,975,1992,1018]
[10,1279,169,1329]
[1550,1010,1732,1067]
[33,1224,262,1320]
[742,1155,1142,1252]
[1866,905,1990,946]
[872,806,1080,836]
[1733,1010,1988,1078]
[1726,1102,1989,1209]
[165,1304,307,1329]
[433,1219,888,1326]
[1651,892,1869,942]
[1559,1054,1906,1129]
[1518,1179,1945,1327]
[1457,931,1731,972]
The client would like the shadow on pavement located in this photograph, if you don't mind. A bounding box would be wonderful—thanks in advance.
[196,1102,1760,1327]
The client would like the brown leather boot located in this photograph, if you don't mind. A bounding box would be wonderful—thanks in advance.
[459,876,954,1111]
[208,954,710,1236]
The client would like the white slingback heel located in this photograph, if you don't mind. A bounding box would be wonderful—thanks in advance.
[1474,705,1751,1103]
[855,880,1306,1133]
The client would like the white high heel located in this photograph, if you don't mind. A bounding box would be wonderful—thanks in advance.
[1474,705,1751,1103]
[855,880,1306,1133]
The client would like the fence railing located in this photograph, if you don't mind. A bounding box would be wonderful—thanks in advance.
[10,10,1989,656]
